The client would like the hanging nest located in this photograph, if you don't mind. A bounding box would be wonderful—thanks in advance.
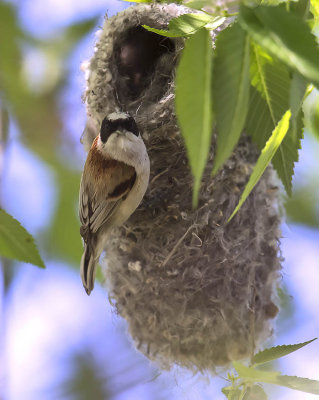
[81,3,282,372]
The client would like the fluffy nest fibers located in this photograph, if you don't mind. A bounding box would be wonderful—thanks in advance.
[82,3,282,371]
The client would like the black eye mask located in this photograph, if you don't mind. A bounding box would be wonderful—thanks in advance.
[100,114,139,143]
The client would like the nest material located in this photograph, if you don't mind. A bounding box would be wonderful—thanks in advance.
[82,4,282,371]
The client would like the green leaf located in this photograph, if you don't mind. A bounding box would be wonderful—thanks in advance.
[175,28,213,207]
[205,17,226,30]
[246,86,275,148]
[0,104,9,144]
[184,0,210,10]
[290,0,310,19]
[253,338,317,365]
[285,183,319,227]
[212,22,250,174]
[277,375,319,394]
[248,44,290,147]
[143,13,224,38]
[0,209,45,268]
[275,72,306,192]
[239,4,319,88]
[234,361,319,395]
[290,73,307,117]
[222,386,242,400]
[46,165,82,264]
[250,44,290,117]
[243,385,267,400]
[309,97,319,138]
[246,45,304,195]
[233,361,280,383]
[0,2,29,107]
[229,110,291,221]
[59,17,99,54]
[272,110,304,196]
[28,16,100,59]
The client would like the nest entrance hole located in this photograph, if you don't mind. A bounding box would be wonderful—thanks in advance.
[114,25,175,102]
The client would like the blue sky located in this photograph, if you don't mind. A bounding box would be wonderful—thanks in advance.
[1,1,319,399]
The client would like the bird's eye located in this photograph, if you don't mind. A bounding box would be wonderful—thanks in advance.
[100,117,115,143]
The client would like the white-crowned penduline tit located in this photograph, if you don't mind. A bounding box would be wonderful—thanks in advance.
[79,112,150,295]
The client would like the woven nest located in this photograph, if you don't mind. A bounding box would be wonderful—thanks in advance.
[82,4,282,371]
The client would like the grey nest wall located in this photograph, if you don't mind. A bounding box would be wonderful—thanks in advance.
[82,4,282,372]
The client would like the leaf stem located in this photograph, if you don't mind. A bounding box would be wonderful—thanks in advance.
[223,11,239,17]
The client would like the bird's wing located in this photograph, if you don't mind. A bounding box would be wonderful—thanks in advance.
[79,159,136,243]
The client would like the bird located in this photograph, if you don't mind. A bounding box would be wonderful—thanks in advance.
[79,112,150,295]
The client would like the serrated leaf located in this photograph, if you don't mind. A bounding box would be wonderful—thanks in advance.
[212,22,250,174]
[248,43,291,147]
[247,45,303,195]
[229,110,291,221]
[277,375,319,394]
[276,71,306,194]
[234,361,319,395]
[0,209,45,268]
[222,386,242,400]
[239,4,319,88]
[290,73,307,117]
[290,0,310,18]
[253,338,317,365]
[243,385,267,400]
[246,86,274,148]
[309,96,319,138]
[175,28,213,207]
[143,13,223,38]
[272,111,304,196]
[204,17,226,30]
[233,361,280,383]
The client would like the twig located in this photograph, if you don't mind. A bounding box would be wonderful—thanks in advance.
[150,168,169,184]
[162,224,194,267]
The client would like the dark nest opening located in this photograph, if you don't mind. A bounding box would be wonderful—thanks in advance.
[114,26,175,102]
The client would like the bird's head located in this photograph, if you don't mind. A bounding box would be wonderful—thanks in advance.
[97,112,149,172]
[100,112,139,144]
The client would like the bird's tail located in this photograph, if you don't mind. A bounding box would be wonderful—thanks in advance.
[80,244,98,295]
